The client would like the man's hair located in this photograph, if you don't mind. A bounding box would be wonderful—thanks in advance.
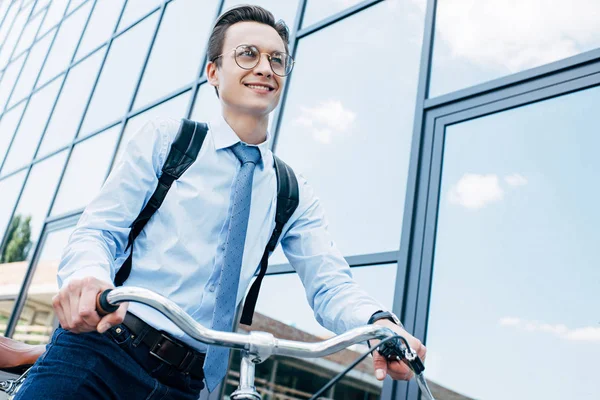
[207,4,290,97]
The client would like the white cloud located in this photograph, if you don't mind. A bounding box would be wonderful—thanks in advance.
[293,100,356,144]
[436,0,600,72]
[504,173,528,187]
[499,317,600,342]
[447,173,503,209]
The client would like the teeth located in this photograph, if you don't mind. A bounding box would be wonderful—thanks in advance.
[246,84,272,91]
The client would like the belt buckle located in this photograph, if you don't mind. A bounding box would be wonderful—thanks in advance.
[149,333,183,366]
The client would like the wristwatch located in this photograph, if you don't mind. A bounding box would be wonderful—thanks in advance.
[368,310,404,328]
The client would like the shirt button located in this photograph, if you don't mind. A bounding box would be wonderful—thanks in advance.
[208,285,215,292]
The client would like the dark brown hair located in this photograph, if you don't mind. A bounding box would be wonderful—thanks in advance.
[207,4,290,96]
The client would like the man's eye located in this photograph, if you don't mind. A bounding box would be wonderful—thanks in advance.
[271,56,283,65]
[239,49,256,57]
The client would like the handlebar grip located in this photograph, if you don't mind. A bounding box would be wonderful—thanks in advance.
[96,289,119,316]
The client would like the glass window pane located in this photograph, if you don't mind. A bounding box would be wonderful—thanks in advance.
[51,125,120,216]
[0,4,19,50]
[37,47,105,157]
[302,0,362,27]
[0,2,32,69]
[32,0,51,16]
[113,90,191,166]
[74,0,125,60]
[117,0,161,32]
[274,0,424,258]
[426,87,600,399]
[132,0,218,109]
[222,0,298,34]
[9,31,53,106]
[1,76,63,174]
[37,2,92,86]
[225,264,397,399]
[0,1,13,28]
[0,53,25,111]
[79,13,158,136]
[430,0,600,97]
[38,0,69,35]
[9,224,74,342]
[66,0,87,14]
[0,170,26,246]
[0,102,26,166]
[13,8,43,57]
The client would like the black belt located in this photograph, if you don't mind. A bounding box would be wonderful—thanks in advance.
[122,313,205,380]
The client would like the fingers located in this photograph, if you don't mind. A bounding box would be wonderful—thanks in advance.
[97,302,128,334]
[79,283,102,329]
[372,350,388,380]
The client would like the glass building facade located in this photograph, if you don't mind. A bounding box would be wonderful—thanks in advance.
[0,0,597,399]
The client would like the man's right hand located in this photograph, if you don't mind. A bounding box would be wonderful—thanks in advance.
[52,276,128,334]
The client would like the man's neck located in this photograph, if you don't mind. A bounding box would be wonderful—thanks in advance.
[222,109,269,145]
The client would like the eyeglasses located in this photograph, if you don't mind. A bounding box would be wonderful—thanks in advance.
[212,44,295,77]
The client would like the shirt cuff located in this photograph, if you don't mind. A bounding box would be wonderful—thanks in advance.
[59,266,114,289]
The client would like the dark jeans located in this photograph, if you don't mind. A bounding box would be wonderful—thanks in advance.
[14,324,205,399]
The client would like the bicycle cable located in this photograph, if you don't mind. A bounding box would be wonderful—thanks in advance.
[308,335,408,400]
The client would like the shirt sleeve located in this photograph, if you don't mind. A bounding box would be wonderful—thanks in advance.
[279,174,387,334]
[57,117,177,288]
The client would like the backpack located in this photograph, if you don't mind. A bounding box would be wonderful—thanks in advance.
[113,118,299,325]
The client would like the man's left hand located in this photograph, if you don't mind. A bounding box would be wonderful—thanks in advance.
[371,319,426,381]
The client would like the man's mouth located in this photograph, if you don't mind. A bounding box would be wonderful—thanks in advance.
[244,83,275,92]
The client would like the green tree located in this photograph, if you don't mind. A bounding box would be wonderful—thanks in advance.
[1,214,32,263]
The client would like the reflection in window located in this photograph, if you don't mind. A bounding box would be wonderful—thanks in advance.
[79,13,158,137]
[133,0,218,109]
[430,0,600,97]
[275,0,424,258]
[427,87,600,399]
[0,170,27,247]
[51,125,120,216]
[37,48,106,157]
[0,54,26,112]
[9,33,54,106]
[0,152,67,334]
[225,264,397,399]
[302,0,363,28]
[37,2,92,85]
[113,91,191,166]
[0,103,26,167]
[117,0,161,32]
[1,77,64,174]
[222,0,298,31]
[0,2,32,68]
[9,225,74,343]
[75,0,125,60]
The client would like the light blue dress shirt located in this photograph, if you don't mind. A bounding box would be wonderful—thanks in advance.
[58,115,385,352]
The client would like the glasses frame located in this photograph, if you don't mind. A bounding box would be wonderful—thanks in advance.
[212,44,295,77]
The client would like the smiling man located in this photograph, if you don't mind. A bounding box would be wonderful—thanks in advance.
[14,5,425,400]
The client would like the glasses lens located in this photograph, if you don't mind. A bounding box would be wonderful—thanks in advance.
[235,45,259,69]
[269,52,293,76]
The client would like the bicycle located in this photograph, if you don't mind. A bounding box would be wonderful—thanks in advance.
[1,286,435,400]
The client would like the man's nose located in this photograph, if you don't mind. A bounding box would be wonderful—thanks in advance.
[253,54,272,77]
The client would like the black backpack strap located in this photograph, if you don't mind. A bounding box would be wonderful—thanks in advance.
[114,119,208,286]
[240,155,299,325]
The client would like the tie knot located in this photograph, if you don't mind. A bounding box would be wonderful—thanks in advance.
[230,142,261,165]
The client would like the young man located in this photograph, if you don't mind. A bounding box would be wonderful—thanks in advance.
[15,5,425,399]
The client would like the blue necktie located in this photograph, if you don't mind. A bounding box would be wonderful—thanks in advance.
[203,142,261,392]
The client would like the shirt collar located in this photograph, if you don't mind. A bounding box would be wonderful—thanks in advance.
[208,113,272,170]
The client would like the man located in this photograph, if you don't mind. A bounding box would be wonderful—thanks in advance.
[15,5,425,399]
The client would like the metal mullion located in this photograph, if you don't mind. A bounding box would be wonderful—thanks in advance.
[0,0,35,78]
[265,251,399,275]
[0,1,16,35]
[185,0,225,119]
[2,0,81,338]
[296,0,384,40]
[0,19,54,75]
[0,1,20,63]
[425,47,600,110]
[103,0,168,179]
[269,0,306,152]
[392,0,437,398]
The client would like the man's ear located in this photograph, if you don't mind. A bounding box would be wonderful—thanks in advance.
[206,62,219,88]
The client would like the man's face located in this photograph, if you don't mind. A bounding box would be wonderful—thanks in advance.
[207,21,287,117]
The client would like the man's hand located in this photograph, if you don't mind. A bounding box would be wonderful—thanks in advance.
[371,319,426,381]
[52,276,128,334]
